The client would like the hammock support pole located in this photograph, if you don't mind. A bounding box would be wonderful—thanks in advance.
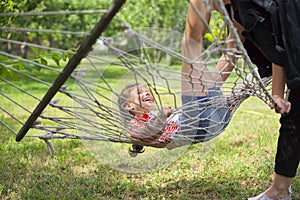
[16,0,127,142]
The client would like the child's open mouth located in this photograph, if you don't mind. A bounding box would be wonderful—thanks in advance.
[142,96,154,103]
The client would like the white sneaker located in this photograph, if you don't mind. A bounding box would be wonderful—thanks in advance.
[246,193,272,200]
[246,191,292,200]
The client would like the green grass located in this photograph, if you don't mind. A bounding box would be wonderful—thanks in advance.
[1,68,299,200]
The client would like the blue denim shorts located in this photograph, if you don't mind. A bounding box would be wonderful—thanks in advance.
[179,88,231,142]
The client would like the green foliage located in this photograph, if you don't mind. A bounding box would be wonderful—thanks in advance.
[0,0,225,71]
[0,46,72,78]
[30,46,72,67]
[1,0,188,49]
[0,0,112,52]
[119,0,187,32]
[0,0,190,75]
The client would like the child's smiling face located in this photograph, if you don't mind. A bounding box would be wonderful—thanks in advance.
[128,85,155,114]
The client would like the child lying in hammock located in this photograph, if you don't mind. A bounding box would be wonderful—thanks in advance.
[117,0,256,156]
[118,82,247,156]
[117,0,273,156]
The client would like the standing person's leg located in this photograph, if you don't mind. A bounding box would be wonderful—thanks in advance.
[248,87,300,200]
[269,87,300,197]
[263,174,292,199]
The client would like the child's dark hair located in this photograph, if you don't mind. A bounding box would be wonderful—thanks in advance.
[129,144,144,157]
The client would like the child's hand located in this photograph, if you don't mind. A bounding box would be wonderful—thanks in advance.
[157,107,173,120]
[163,106,173,118]
[270,95,291,114]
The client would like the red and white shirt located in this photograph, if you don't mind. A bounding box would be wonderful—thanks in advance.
[129,112,180,144]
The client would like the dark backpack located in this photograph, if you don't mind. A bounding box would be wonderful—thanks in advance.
[226,3,272,78]
[232,0,300,89]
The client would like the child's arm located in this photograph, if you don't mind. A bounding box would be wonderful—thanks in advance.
[130,107,173,141]
[270,63,291,114]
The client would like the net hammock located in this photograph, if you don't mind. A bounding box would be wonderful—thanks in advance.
[0,0,274,155]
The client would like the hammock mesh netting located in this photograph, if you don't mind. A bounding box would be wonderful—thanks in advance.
[0,0,273,170]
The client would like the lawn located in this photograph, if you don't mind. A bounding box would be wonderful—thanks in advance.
[0,61,299,200]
